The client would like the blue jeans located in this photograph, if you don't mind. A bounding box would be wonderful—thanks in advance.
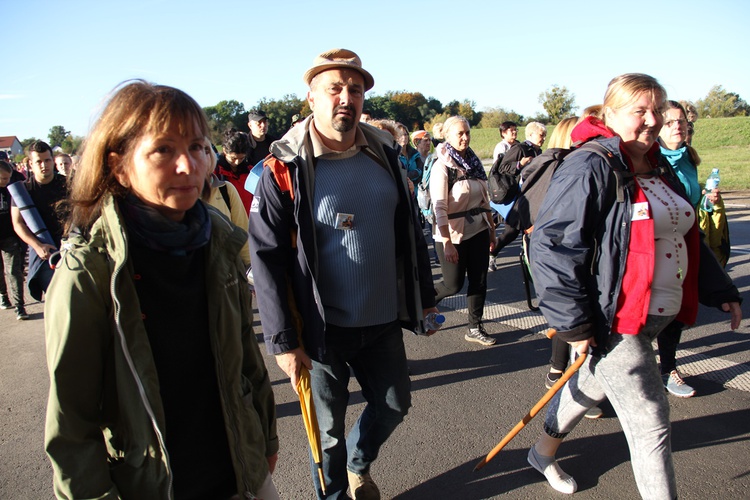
[309,320,411,499]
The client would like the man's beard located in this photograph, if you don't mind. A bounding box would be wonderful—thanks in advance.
[331,105,357,133]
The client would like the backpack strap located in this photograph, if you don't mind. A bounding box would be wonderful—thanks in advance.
[218,184,231,210]
[577,142,635,203]
[447,207,492,220]
[263,155,295,201]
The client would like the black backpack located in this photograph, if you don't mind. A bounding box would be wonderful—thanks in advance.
[508,141,623,232]
[487,152,520,204]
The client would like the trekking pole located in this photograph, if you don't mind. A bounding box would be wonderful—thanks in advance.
[473,329,587,472]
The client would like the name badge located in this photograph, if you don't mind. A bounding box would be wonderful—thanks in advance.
[335,213,354,230]
[631,202,650,221]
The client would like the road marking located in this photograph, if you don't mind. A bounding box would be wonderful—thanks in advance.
[440,294,750,393]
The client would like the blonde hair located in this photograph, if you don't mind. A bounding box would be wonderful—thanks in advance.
[68,80,211,231]
[524,121,546,138]
[546,117,579,149]
[602,73,666,125]
[442,116,470,137]
[579,104,603,122]
[369,119,400,140]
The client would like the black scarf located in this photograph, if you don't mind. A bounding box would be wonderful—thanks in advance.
[119,195,211,256]
[444,143,487,181]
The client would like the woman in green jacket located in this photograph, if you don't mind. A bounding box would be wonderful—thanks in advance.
[44,80,279,500]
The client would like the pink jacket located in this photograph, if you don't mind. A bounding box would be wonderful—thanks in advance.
[430,143,492,244]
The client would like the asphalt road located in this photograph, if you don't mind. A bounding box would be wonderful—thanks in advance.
[2,192,749,499]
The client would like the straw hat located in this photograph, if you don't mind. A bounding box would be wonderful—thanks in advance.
[303,48,374,91]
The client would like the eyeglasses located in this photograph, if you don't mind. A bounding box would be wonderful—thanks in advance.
[665,119,687,128]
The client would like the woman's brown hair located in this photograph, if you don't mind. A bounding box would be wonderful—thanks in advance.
[67,80,211,231]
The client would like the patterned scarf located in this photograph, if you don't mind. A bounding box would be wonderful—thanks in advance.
[444,143,487,181]
[119,194,211,256]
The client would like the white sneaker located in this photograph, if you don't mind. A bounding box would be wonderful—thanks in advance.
[527,446,578,494]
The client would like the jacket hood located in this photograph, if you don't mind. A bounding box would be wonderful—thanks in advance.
[571,116,616,144]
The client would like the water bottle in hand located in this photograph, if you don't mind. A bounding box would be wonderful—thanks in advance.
[424,312,446,332]
[701,168,720,212]
[701,168,721,212]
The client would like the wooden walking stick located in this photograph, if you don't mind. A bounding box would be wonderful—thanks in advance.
[473,329,587,471]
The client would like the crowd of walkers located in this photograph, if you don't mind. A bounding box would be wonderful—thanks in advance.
[0,48,743,500]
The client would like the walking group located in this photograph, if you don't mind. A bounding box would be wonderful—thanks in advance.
[3,48,742,500]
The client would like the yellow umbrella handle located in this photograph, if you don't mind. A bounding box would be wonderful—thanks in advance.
[474,339,586,472]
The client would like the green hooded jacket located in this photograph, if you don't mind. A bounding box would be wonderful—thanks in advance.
[44,195,277,499]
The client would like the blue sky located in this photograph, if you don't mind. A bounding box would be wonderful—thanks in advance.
[3,0,749,142]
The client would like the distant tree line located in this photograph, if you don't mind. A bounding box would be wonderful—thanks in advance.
[17,84,748,157]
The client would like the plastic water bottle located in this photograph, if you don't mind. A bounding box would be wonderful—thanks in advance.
[424,312,446,331]
[701,168,720,212]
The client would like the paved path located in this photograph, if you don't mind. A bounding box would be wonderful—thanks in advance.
[1,192,749,499]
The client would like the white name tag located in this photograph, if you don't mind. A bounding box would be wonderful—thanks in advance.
[335,213,354,230]
[631,202,650,221]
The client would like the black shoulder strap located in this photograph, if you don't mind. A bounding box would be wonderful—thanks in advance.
[576,142,634,203]
[447,167,466,190]
[219,184,231,210]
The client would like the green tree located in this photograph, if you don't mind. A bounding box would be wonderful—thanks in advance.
[20,137,38,150]
[477,107,524,129]
[443,100,461,117]
[364,94,398,120]
[254,94,306,138]
[61,135,85,154]
[388,91,428,129]
[539,85,578,124]
[203,100,247,144]
[48,125,70,148]
[695,85,749,118]
[458,100,479,126]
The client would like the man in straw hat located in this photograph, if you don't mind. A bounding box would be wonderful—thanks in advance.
[249,48,439,499]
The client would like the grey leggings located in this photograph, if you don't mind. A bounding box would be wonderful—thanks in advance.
[544,315,677,500]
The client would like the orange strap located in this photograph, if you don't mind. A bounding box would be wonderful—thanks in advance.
[263,155,294,201]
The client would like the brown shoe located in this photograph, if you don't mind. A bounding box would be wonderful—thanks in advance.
[347,470,380,500]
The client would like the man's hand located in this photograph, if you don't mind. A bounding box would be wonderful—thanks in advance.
[423,306,441,336]
[275,347,313,394]
[33,242,57,260]
[721,302,742,331]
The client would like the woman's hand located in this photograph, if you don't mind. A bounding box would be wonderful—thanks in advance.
[722,302,742,330]
[489,230,497,253]
[267,452,278,474]
[568,337,597,356]
[443,240,458,264]
[704,187,721,205]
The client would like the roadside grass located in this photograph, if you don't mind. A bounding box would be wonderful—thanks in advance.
[469,116,750,189]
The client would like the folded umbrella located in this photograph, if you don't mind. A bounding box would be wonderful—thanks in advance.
[296,366,326,494]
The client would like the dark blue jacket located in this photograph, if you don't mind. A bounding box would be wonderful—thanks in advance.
[248,118,436,361]
[530,136,740,349]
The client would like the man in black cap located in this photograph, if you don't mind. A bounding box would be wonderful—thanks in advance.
[247,109,276,166]
[249,48,438,500]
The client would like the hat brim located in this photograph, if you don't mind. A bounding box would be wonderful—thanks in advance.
[303,63,374,91]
